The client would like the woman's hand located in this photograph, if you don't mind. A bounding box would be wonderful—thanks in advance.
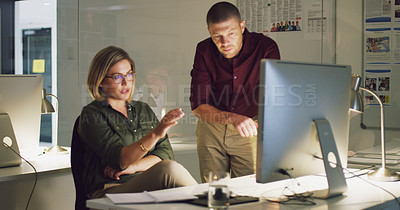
[153,108,184,138]
[104,165,137,180]
[120,109,183,169]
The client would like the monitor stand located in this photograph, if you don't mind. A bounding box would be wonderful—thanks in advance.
[311,119,348,199]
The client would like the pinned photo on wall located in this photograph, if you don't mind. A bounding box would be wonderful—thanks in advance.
[364,68,391,106]
[366,36,390,53]
[364,94,390,104]
[365,76,378,91]
[378,76,390,91]
[365,28,391,63]
[270,19,302,32]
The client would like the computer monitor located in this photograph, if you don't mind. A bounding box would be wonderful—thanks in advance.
[256,60,351,198]
[0,113,22,167]
[0,75,43,151]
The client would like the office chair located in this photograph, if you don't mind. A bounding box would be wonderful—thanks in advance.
[70,116,89,210]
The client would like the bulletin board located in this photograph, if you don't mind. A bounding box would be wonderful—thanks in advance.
[237,0,336,64]
[361,0,400,130]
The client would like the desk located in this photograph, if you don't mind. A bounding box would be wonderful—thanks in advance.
[0,148,74,210]
[87,172,400,210]
[348,140,400,171]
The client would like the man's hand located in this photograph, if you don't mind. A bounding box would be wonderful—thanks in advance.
[193,104,258,137]
[230,113,258,137]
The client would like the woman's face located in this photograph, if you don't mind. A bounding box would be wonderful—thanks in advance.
[100,59,134,104]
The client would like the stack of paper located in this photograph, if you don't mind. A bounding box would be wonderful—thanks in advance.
[106,190,198,204]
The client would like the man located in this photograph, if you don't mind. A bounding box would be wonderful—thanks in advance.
[190,1,280,182]
[133,66,168,120]
[295,20,301,31]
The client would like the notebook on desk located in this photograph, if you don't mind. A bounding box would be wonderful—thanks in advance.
[186,193,259,207]
[0,113,22,168]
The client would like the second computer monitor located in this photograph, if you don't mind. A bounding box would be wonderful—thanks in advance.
[0,75,43,151]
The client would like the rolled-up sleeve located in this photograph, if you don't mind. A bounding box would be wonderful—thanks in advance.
[148,134,174,160]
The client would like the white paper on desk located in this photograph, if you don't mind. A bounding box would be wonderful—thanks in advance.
[106,190,197,204]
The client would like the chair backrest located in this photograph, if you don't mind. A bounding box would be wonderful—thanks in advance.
[70,116,89,210]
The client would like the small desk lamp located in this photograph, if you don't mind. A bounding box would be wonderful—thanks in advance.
[350,74,400,181]
[41,88,68,155]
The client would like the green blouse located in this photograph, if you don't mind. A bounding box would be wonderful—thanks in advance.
[78,100,174,194]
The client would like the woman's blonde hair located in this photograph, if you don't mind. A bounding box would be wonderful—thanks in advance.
[87,46,136,101]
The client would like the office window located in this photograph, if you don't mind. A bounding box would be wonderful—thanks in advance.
[15,0,57,146]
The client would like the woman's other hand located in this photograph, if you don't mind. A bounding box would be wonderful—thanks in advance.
[104,165,137,180]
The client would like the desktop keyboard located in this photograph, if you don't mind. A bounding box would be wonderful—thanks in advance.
[348,156,400,165]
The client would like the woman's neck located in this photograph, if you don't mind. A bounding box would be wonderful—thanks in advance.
[107,99,128,117]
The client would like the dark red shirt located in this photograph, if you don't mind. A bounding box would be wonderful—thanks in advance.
[190,29,280,118]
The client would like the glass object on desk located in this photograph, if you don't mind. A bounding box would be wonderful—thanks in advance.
[208,171,230,209]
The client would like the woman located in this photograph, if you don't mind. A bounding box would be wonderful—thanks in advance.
[79,46,197,198]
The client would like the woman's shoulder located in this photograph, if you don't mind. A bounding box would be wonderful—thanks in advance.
[80,100,108,115]
[130,100,151,109]
[82,100,102,109]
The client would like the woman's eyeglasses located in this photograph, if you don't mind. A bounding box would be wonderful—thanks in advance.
[105,71,135,84]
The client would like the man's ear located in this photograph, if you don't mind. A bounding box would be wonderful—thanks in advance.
[240,20,245,33]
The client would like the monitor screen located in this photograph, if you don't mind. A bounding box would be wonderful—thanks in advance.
[256,60,351,187]
[0,75,43,151]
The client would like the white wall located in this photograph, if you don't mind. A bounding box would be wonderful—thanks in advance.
[57,0,80,145]
[57,0,234,184]
[56,0,400,153]
[336,0,400,151]
[57,0,237,146]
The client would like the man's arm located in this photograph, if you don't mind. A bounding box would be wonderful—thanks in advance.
[193,104,258,137]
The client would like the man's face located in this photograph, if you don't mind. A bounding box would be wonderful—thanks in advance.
[208,17,245,59]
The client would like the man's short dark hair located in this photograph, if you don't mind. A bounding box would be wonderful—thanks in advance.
[206,2,241,26]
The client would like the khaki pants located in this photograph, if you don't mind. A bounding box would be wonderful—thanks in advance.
[196,119,257,183]
[90,160,197,198]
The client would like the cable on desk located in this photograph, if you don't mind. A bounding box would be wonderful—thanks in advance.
[313,154,400,209]
[277,168,293,178]
[310,164,375,179]
[263,168,316,206]
[3,143,38,210]
[344,165,376,179]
